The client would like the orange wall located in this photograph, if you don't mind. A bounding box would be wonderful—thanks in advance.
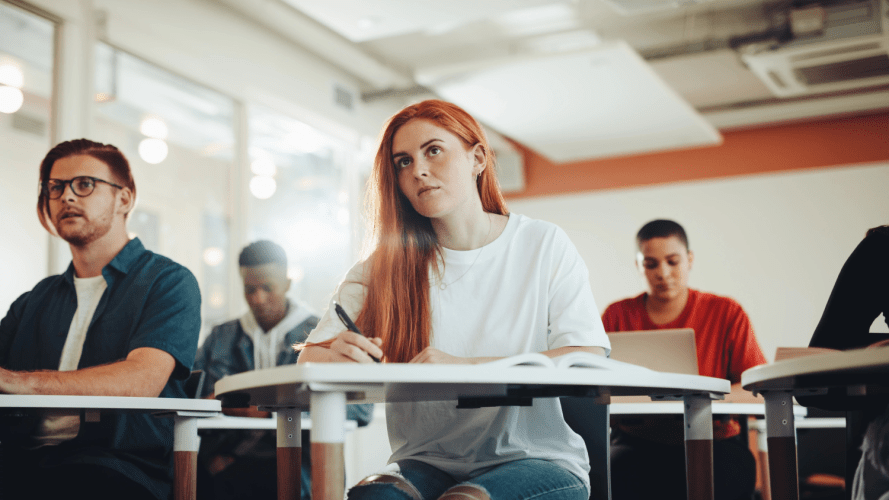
[506,111,889,199]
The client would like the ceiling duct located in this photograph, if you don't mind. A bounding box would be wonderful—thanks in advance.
[740,0,889,97]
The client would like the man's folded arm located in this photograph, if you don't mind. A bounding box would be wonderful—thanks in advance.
[0,346,175,397]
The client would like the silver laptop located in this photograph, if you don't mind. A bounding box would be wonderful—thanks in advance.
[606,328,698,374]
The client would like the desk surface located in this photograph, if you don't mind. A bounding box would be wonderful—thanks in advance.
[0,394,221,412]
[215,362,730,408]
[742,345,889,392]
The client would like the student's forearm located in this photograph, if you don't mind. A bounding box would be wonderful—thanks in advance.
[298,345,350,363]
[0,347,174,396]
[543,346,606,358]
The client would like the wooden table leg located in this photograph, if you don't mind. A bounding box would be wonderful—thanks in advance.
[753,421,772,500]
[763,391,799,500]
[173,416,199,500]
[684,394,714,500]
[311,392,346,500]
[277,408,302,500]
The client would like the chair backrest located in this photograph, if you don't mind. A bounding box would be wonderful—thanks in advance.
[184,370,206,399]
[561,397,610,500]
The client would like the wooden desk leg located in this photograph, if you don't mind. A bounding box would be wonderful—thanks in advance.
[754,422,772,500]
[311,392,346,500]
[173,416,199,500]
[763,391,798,500]
[684,394,714,500]
[277,408,302,500]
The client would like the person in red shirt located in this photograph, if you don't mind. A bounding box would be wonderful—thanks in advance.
[603,219,767,500]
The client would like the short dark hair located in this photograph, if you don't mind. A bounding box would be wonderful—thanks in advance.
[37,139,136,232]
[636,219,689,250]
[239,240,287,268]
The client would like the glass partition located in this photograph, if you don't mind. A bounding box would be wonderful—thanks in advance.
[0,1,54,313]
[93,42,236,328]
[247,106,354,313]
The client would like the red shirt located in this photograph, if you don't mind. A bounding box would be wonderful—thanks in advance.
[602,289,767,441]
[602,289,766,382]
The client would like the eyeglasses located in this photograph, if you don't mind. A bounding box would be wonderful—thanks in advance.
[42,176,124,200]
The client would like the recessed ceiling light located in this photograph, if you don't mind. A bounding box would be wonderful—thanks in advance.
[494,4,578,37]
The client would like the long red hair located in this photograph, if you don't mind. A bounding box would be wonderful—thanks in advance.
[356,100,508,362]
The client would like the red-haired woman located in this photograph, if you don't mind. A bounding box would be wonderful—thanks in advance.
[299,100,610,500]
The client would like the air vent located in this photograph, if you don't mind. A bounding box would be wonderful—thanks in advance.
[333,84,354,111]
[790,42,883,63]
[795,54,889,85]
[11,113,46,136]
[740,0,889,97]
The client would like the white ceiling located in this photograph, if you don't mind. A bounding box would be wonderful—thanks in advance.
[257,0,889,161]
[417,42,722,162]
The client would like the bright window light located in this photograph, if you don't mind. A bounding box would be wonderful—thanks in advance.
[202,247,225,267]
[250,156,277,177]
[249,175,277,199]
[138,138,169,164]
[0,85,24,114]
[139,117,168,139]
[0,64,24,88]
[288,265,305,283]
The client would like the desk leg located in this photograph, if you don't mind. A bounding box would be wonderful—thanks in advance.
[277,408,302,500]
[173,416,199,500]
[311,392,346,500]
[684,395,714,500]
[763,391,798,500]
[754,422,772,500]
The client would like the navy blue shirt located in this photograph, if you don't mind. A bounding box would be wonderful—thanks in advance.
[0,238,201,499]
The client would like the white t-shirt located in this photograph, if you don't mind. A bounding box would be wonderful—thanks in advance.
[307,213,610,490]
[34,274,108,446]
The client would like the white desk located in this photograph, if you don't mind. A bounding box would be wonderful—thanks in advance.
[742,346,889,500]
[216,362,730,500]
[0,395,220,500]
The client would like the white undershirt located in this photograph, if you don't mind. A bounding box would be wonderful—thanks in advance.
[33,274,107,446]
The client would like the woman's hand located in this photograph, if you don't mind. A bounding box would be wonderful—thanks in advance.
[409,347,470,364]
[408,347,473,365]
[328,331,384,363]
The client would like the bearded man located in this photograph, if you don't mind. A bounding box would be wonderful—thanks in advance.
[0,139,201,499]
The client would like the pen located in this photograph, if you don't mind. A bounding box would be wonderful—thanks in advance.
[333,301,381,363]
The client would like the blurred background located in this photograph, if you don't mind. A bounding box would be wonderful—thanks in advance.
[1,0,887,486]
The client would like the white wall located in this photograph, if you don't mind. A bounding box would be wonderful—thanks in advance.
[509,161,889,362]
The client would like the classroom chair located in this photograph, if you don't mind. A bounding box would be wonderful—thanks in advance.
[561,397,611,500]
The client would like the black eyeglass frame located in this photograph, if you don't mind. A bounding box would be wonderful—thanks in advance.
[42,176,125,200]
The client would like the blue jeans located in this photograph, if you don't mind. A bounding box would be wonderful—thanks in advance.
[347,458,588,500]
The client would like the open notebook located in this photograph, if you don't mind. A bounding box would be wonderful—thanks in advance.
[606,328,698,374]
[483,351,652,372]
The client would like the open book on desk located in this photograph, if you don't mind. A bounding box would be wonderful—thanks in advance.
[774,346,840,362]
[483,351,652,372]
